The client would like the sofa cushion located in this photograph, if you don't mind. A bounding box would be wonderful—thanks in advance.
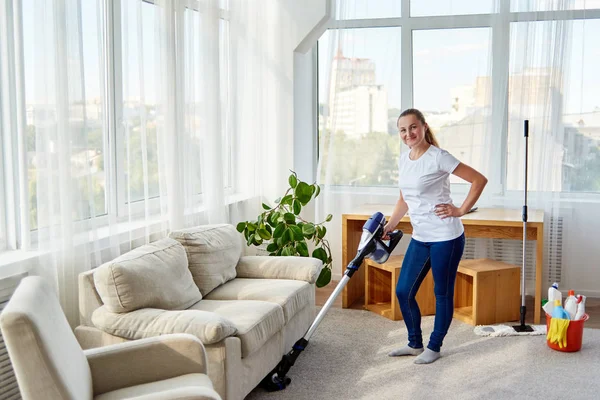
[93,238,202,313]
[169,224,243,297]
[189,300,284,358]
[204,279,313,324]
[91,306,237,345]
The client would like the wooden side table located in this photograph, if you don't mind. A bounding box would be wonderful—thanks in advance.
[364,255,435,321]
[454,259,521,326]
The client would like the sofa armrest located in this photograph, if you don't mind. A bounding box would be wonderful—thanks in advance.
[85,333,208,395]
[79,269,103,327]
[236,256,323,284]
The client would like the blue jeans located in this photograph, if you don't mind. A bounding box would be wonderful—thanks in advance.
[395,233,465,352]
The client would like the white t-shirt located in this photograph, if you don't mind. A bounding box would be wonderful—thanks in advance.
[398,145,464,242]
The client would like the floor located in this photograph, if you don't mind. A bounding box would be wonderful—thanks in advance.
[316,279,600,329]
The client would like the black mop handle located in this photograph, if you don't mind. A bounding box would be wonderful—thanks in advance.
[521,120,529,323]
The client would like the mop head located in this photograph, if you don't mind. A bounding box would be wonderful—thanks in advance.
[474,324,547,337]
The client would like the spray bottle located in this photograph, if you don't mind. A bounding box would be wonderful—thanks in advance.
[574,295,587,321]
[564,290,578,320]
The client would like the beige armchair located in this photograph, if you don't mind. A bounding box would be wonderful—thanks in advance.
[0,276,221,400]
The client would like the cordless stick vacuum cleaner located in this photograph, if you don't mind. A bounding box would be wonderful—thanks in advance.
[513,120,534,333]
[260,211,403,391]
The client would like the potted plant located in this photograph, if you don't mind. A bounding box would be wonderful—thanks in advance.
[236,171,333,287]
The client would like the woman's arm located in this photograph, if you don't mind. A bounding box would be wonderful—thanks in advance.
[384,192,409,236]
[435,163,488,219]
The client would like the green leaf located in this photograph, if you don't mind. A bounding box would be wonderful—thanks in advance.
[262,202,271,210]
[312,247,328,264]
[326,214,333,222]
[282,228,292,245]
[273,224,286,238]
[292,199,302,215]
[316,268,331,288]
[289,225,304,241]
[247,223,257,232]
[271,211,281,225]
[258,228,271,240]
[314,184,321,198]
[281,195,293,205]
[302,223,316,236]
[266,242,279,252]
[283,212,296,224]
[295,182,312,205]
[317,225,327,239]
[296,241,309,257]
[236,222,246,233]
[289,174,298,188]
[282,246,295,256]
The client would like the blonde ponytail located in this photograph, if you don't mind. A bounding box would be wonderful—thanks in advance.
[425,127,439,147]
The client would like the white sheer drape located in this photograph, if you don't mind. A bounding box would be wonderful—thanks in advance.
[4,0,234,325]
[316,0,599,291]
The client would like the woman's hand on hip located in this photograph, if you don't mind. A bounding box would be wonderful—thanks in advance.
[435,204,464,219]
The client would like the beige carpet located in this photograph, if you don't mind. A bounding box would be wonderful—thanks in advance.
[246,307,600,400]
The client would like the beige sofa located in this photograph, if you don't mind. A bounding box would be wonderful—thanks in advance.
[75,224,323,400]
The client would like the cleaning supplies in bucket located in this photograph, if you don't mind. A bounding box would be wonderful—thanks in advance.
[543,284,589,352]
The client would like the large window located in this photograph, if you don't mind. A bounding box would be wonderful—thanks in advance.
[507,19,600,192]
[318,27,401,187]
[413,28,492,184]
[119,0,160,204]
[13,0,233,234]
[318,0,600,194]
[22,0,107,229]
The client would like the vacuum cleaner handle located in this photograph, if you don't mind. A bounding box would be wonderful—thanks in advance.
[381,229,403,254]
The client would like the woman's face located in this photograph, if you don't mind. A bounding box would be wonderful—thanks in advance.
[398,114,427,148]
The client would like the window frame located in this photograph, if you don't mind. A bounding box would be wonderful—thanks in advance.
[319,1,600,196]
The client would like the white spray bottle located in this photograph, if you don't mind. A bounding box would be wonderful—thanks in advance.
[574,295,587,321]
[564,290,578,320]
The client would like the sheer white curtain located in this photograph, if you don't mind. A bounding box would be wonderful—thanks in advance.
[316,0,600,290]
[3,0,231,325]
[503,1,600,288]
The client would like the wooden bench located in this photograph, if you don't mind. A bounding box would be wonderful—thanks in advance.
[454,258,521,326]
[363,256,520,325]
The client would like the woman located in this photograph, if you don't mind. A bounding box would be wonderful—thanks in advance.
[384,108,487,364]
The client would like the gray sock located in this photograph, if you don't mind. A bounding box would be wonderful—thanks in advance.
[414,348,441,364]
[387,345,424,357]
